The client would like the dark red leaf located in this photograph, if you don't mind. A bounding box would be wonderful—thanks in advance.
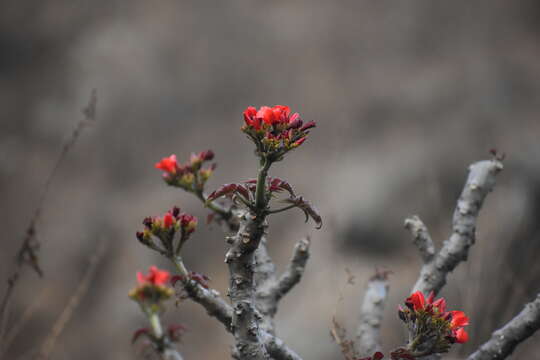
[235,184,251,200]
[170,275,184,287]
[282,196,322,229]
[207,183,238,202]
[132,328,151,344]
[267,177,295,196]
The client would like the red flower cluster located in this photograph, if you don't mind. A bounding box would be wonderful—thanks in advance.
[137,266,170,286]
[242,105,315,158]
[137,207,198,237]
[398,291,469,356]
[129,266,174,303]
[155,151,216,190]
[136,206,198,256]
[405,291,469,344]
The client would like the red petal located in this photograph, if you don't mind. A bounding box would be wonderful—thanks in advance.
[163,213,175,229]
[451,311,470,328]
[433,298,446,313]
[455,328,469,343]
[257,106,275,125]
[406,291,426,311]
[155,155,178,173]
[148,266,170,286]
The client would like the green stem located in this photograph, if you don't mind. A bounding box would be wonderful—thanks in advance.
[148,312,163,339]
[195,190,231,219]
[172,256,190,278]
[255,159,271,211]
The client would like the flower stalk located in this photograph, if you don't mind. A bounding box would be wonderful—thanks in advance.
[255,158,271,211]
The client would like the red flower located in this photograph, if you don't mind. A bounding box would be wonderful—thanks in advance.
[257,105,292,126]
[432,297,447,313]
[406,291,426,311]
[179,213,198,234]
[199,150,214,161]
[450,311,469,328]
[162,212,175,229]
[244,106,261,130]
[257,106,276,125]
[137,266,170,286]
[244,105,302,128]
[155,154,178,174]
[454,328,469,343]
[242,105,315,154]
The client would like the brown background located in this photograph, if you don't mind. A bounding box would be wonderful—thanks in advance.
[1,1,540,359]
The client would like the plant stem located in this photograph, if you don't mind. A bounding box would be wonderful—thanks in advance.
[172,256,189,278]
[194,190,231,219]
[148,312,164,338]
[255,159,271,211]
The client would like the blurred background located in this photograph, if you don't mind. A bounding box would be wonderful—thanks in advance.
[1,1,540,359]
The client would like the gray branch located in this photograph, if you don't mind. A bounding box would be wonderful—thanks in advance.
[273,237,311,304]
[404,216,435,263]
[253,237,278,334]
[225,210,269,359]
[177,268,301,360]
[356,271,390,357]
[163,348,184,360]
[412,159,503,295]
[182,279,233,332]
[263,332,303,360]
[255,237,311,334]
[467,294,540,360]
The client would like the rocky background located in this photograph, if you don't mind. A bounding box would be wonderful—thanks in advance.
[1,1,540,359]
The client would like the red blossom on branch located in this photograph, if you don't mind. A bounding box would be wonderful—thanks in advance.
[137,266,171,286]
[154,151,216,191]
[155,154,178,174]
[399,291,470,356]
[241,105,316,159]
[178,213,198,234]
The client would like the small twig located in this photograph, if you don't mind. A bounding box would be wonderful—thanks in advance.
[404,216,435,263]
[0,287,50,356]
[270,237,311,306]
[412,158,503,295]
[172,257,301,360]
[0,90,97,354]
[172,257,233,332]
[253,237,278,334]
[467,293,540,360]
[330,316,358,360]
[254,237,310,335]
[356,270,390,357]
[37,238,108,360]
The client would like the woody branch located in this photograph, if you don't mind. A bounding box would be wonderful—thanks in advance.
[410,158,504,295]
[356,271,390,357]
[467,293,540,360]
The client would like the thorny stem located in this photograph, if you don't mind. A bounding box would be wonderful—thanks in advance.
[224,158,273,359]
